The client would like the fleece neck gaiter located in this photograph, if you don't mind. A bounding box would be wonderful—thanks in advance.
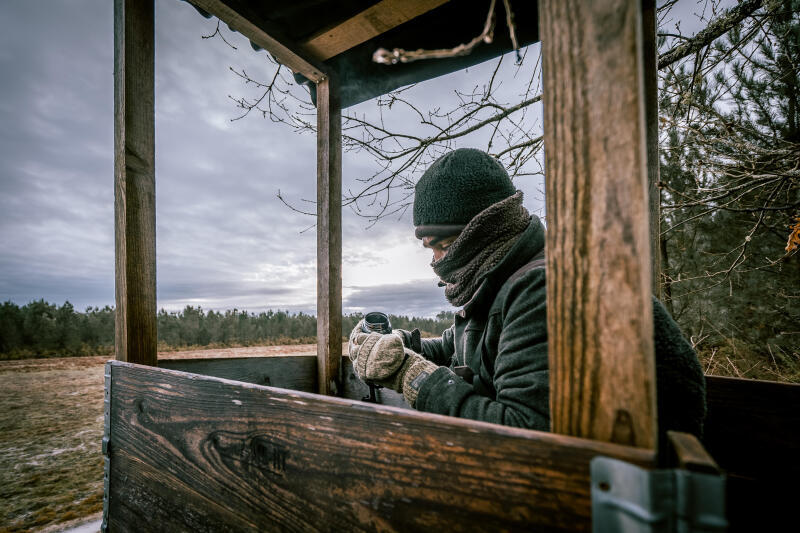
[432,191,530,307]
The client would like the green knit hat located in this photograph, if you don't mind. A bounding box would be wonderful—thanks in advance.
[413,148,516,238]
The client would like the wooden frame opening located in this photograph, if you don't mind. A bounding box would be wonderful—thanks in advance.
[114,0,659,448]
[108,1,800,530]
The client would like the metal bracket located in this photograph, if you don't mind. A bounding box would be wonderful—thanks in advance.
[591,456,727,533]
[102,362,112,533]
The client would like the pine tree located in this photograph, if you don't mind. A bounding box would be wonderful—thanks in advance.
[659,0,800,377]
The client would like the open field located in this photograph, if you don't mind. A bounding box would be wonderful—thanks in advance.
[0,345,320,533]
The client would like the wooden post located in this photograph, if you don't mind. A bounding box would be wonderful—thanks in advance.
[316,76,342,396]
[540,0,658,449]
[642,0,661,298]
[114,0,157,366]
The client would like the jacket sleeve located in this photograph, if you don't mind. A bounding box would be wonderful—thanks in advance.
[396,325,455,366]
[420,325,456,366]
[414,270,550,430]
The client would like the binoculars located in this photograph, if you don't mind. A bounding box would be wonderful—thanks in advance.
[359,311,391,404]
[361,311,392,334]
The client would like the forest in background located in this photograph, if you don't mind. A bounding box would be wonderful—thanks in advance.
[656,0,799,382]
[0,300,455,361]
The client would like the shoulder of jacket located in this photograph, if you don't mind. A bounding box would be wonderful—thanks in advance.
[489,255,546,314]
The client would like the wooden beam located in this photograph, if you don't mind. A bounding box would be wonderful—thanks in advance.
[114,0,157,367]
[160,355,410,408]
[301,0,451,61]
[642,0,661,298]
[188,0,327,82]
[316,77,342,396]
[540,0,657,449]
[159,355,317,392]
[704,376,800,530]
[105,361,655,532]
[704,375,800,480]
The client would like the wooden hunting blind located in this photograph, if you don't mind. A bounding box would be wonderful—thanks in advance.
[107,0,799,531]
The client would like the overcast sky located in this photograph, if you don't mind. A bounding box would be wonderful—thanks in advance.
[0,0,718,318]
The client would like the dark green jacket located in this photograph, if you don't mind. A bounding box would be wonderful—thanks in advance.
[406,217,707,442]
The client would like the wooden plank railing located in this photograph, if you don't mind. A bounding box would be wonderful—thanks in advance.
[105,361,655,532]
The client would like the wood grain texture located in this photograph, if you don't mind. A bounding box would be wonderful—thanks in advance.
[642,0,661,298]
[114,0,157,367]
[188,0,327,82]
[316,78,342,397]
[666,431,718,474]
[159,356,317,392]
[540,0,657,449]
[106,361,655,532]
[302,0,450,61]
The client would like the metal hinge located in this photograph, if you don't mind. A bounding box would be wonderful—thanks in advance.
[102,362,112,533]
[592,457,727,533]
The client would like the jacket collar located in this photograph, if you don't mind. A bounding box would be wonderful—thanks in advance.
[459,216,545,317]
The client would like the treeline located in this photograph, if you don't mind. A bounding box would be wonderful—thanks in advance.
[0,300,455,360]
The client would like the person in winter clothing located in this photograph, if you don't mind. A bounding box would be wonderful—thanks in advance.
[348,148,706,442]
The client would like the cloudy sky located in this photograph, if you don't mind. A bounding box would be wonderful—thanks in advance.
[0,0,549,318]
[0,0,716,318]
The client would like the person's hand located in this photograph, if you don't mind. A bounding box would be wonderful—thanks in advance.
[348,320,437,406]
[348,320,371,357]
[393,328,423,353]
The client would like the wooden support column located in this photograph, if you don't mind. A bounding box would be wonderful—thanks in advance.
[642,0,661,298]
[316,77,342,396]
[540,0,657,449]
[114,0,157,366]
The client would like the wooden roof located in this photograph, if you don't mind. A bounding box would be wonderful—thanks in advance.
[186,0,539,108]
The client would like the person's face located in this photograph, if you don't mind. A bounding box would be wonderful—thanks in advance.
[422,235,458,262]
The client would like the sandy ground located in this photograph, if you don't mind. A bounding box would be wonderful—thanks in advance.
[0,345,329,533]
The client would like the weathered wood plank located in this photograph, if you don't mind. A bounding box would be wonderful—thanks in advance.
[159,356,317,392]
[114,0,157,367]
[316,77,342,396]
[540,0,657,449]
[156,355,403,402]
[301,0,450,61]
[106,361,655,532]
[188,0,327,82]
[704,375,800,479]
[642,0,661,298]
[704,376,800,531]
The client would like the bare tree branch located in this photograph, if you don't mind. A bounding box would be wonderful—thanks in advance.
[658,0,764,69]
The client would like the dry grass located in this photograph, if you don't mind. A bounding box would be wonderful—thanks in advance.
[698,339,800,383]
[0,345,318,533]
[0,356,106,533]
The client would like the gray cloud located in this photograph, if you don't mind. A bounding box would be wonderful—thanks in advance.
[157,280,295,301]
[344,280,454,318]
[0,0,546,319]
